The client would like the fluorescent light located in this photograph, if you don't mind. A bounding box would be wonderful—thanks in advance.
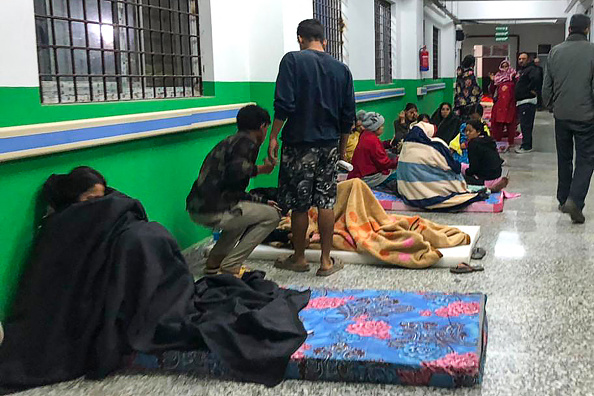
[472,19,560,24]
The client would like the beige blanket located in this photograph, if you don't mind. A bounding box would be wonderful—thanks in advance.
[279,179,470,269]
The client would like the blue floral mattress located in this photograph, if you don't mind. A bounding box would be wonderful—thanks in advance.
[127,288,488,388]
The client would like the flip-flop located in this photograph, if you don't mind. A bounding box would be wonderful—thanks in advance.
[316,257,345,277]
[450,262,484,274]
[274,255,310,272]
[471,247,486,260]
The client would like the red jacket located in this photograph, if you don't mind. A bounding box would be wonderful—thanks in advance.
[348,130,398,179]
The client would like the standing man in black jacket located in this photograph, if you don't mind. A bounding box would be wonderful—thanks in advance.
[515,52,540,154]
[543,14,594,224]
[268,19,355,276]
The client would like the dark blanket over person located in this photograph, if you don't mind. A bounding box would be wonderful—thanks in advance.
[0,191,310,393]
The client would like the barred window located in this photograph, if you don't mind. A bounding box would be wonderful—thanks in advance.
[34,0,203,104]
[374,0,392,84]
[313,0,343,61]
[433,26,439,79]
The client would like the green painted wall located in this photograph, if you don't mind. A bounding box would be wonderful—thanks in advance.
[0,82,251,128]
[0,77,454,319]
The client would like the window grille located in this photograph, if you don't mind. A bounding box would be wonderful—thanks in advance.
[433,26,439,79]
[374,0,392,84]
[34,0,203,103]
[313,0,343,61]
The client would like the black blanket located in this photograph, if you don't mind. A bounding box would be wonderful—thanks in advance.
[0,192,309,393]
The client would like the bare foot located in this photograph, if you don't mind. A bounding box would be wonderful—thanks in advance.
[490,177,509,193]
[320,255,333,271]
[204,254,225,274]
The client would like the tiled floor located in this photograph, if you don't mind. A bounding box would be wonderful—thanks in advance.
[16,112,594,395]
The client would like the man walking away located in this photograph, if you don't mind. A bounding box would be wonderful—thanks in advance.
[515,52,540,154]
[543,14,594,224]
[268,19,356,276]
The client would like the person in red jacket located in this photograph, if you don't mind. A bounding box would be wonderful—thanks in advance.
[347,112,398,190]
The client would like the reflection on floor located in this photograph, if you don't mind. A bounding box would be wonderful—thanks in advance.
[16,112,594,396]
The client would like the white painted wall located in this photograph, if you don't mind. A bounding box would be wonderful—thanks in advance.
[423,5,457,79]
[395,0,424,79]
[0,0,458,89]
[343,0,376,80]
[0,0,39,87]
[208,0,251,82]
[246,0,286,82]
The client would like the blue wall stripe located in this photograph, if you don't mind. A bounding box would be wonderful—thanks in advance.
[0,108,239,154]
[425,83,446,92]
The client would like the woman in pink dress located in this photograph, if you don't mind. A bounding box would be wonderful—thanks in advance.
[489,60,518,150]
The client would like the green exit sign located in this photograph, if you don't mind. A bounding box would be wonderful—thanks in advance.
[495,26,508,42]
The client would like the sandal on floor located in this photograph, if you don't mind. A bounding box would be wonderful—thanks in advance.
[450,262,484,274]
[471,247,486,260]
[274,255,310,272]
[316,257,345,277]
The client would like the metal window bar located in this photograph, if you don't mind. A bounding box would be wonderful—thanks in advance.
[33,0,202,103]
[313,0,343,61]
[374,0,392,84]
[433,26,439,80]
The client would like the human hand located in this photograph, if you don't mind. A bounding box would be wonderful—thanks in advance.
[399,111,405,123]
[267,200,282,212]
[258,157,275,175]
[268,139,279,165]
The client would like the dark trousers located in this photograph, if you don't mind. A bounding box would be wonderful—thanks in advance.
[518,103,537,150]
[555,119,594,209]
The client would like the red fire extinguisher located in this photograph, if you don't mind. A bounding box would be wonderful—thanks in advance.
[420,46,429,72]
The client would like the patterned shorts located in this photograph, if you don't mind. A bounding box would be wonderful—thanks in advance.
[278,144,339,213]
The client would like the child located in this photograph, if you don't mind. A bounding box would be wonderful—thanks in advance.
[344,110,366,163]
[464,120,509,192]
[450,104,491,164]
[186,105,281,277]
[348,112,398,189]
[417,113,432,123]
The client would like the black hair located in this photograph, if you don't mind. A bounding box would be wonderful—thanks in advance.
[418,114,431,123]
[570,14,591,34]
[236,104,271,131]
[470,103,484,117]
[405,103,418,112]
[43,166,107,211]
[461,55,475,69]
[467,120,486,136]
[297,19,325,42]
[518,52,531,59]
[439,102,453,112]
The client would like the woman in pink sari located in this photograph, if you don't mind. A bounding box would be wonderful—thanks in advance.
[489,60,518,149]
